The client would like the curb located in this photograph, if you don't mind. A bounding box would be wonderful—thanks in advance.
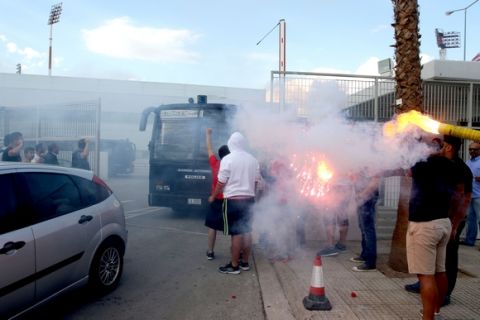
[253,248,296,320]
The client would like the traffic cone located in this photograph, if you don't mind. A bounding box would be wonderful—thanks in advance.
[303,255,332,311]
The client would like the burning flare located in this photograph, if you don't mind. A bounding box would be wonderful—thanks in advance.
[384,110,480,141]
[290,154,334,199]
[383,110,440,137]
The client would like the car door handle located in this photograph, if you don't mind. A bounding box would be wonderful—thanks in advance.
[0,241,26,255]
[78,215,93,224]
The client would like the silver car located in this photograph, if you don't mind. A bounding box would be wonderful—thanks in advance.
[0,162,128,319]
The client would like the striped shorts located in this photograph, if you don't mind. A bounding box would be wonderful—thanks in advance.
[222,198,255,236]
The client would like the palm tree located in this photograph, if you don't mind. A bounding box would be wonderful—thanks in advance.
[388,0,423,272]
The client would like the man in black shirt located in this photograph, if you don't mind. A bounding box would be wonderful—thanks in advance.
[405,136,472,309]
[1,132,23,162]
[406,135,466,320]
[44,143,60,165]
[72,138,91,170]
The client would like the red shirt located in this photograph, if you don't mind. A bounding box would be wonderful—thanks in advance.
[209,155,224,199]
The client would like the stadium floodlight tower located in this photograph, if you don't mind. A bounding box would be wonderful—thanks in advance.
[48,2,63,76]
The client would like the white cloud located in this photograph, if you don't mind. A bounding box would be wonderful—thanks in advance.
[82,17,201,63]
[355,57,381,75]
[6,42,17,53]
[5,41,42,60]
[0,34,7,42]
[311,57,381,76]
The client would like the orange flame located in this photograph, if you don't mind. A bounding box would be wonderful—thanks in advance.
[317,161,334,183]
[383,110,440,137]
[291,154,334,199]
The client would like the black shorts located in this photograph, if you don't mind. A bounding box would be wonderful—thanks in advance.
[223,198,255,236]
[205,199,224,231]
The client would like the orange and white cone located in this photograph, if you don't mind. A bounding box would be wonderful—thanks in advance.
[303,255,332,311]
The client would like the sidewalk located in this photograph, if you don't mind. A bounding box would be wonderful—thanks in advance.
[254,240,480,320]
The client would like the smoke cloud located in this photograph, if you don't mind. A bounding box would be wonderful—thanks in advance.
[234,80,434,258]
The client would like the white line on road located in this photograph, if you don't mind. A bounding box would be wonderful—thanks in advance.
[125,207,160,219]
[121,200,136,203]
[125,207,159,214]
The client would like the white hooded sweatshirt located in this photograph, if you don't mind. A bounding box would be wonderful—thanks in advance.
[217,132,260,198]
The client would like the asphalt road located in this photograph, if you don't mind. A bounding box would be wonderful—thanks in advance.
[19,162,265,320]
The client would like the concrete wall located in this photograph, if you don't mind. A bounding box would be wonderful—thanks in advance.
[0,73,266,151]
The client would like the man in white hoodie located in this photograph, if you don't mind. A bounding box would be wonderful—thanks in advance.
[208,132,261,274]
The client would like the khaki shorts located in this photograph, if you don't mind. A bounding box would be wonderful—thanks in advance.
[406,218,451,275]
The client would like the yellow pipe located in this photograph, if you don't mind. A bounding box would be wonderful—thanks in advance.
[438,123,480,141]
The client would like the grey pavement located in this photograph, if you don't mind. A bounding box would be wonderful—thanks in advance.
[253,239,480,320]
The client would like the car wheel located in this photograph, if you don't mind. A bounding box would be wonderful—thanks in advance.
[89,238,124,293]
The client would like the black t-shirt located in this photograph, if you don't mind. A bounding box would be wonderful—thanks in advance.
[453,157,473,195]
[409,155,462,222]
[72,149,90,170]
[1,146,22,162]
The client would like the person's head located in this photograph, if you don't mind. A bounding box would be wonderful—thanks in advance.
[3,133,11,147]
[48,143,59,154]
[78,138,86,149]
[218,145,230,159]
[8,131,23,147]
[227,132,247,153]
[24,147,34,161]
[440,135,462,159]
[35,143,46,155]
[468,142,480,159]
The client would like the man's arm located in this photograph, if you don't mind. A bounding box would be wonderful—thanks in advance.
[206,128,214,158]
[355,175,380,204]
[449,183,470,240]
[8,139,23,156]
[208,181,225,202]
[80,139,89,159]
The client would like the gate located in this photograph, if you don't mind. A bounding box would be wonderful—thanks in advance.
[0,99,101,175]
[270,71,480,210]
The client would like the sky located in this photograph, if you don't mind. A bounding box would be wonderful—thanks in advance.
[1,0,479,89]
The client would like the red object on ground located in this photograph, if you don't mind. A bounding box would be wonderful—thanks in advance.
[351,291,357,298]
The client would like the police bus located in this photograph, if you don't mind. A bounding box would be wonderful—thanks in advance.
[139,95,237,213]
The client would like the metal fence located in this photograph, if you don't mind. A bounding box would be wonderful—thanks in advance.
[271,71,480,209]
[0,99,101,174]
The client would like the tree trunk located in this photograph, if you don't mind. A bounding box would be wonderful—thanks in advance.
[388,0,423,272]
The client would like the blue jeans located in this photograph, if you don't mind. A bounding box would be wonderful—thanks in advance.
[465,197,480,245]
[357,194,378,267]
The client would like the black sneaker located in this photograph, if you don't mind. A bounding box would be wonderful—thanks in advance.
[206,251,215,260]
[335,242,347,252]
[317,246,339,257]
[350,256,364,263]
[218,262,240,274]
[442,295,450,306]
[239,261,250,271]
[404,282,420,294]
[352,263,376,272]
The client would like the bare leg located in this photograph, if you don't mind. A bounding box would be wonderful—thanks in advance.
[207,228,216,252]
[231,234,242,267]
[435,272,448,314]
[242,233,252,263]
[325,224,335,246]
[338,224,348,245]
[418,274,437,320]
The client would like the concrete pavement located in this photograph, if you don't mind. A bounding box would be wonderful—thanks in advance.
[254,239,480,320]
